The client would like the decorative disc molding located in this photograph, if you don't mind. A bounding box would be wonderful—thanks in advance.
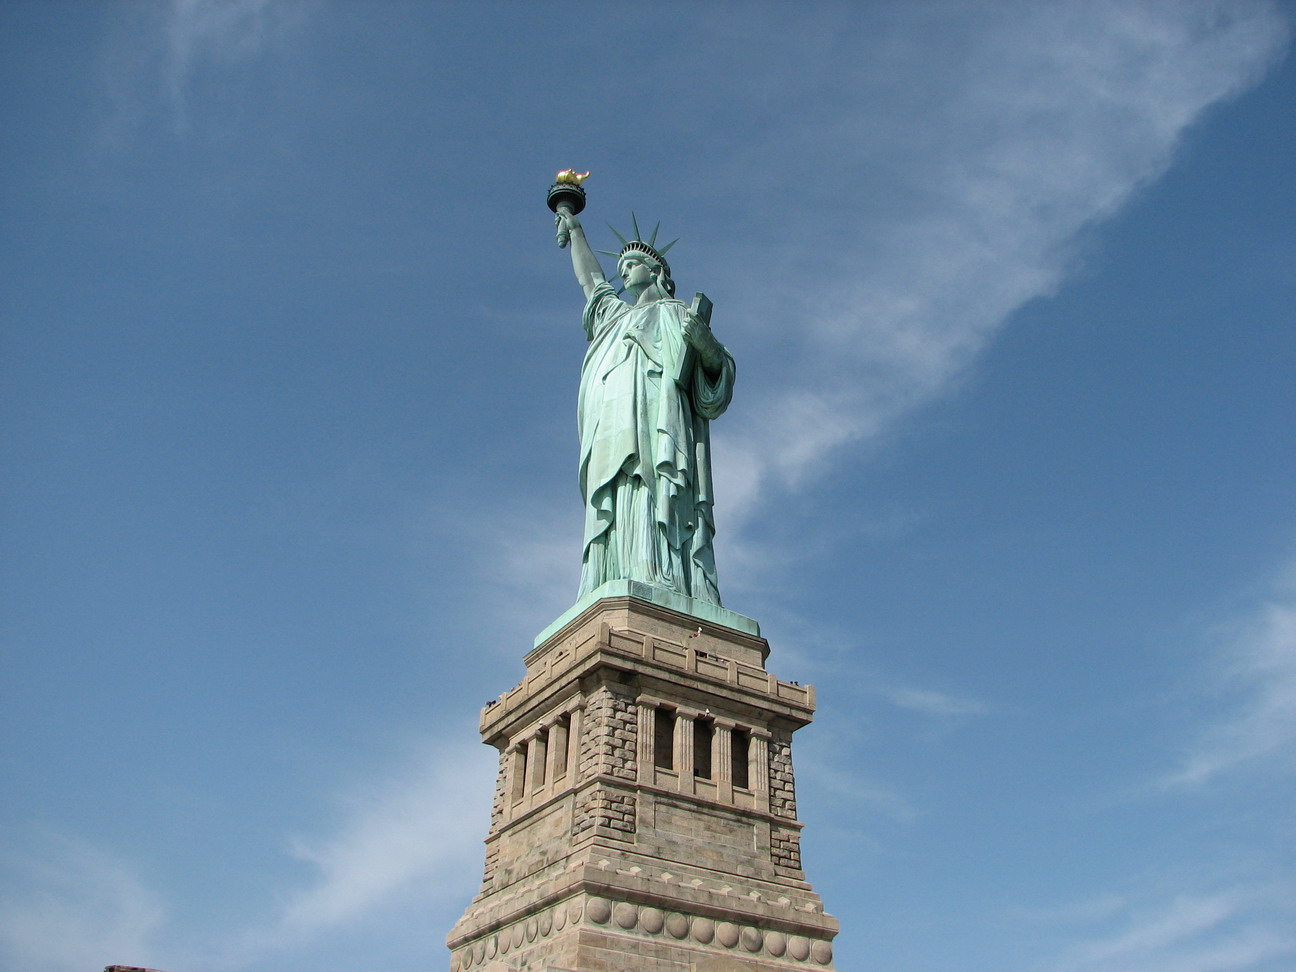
[452,894,834,969]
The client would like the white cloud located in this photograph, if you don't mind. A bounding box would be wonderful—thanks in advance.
[0,831,165,972]
[880,685,992,719]
[714,0,1290,523]
[1065,893,1236,966]
[432,497,582,650]
[268,739,494,938]
[165,0,283,104]
[1027,560,1296,972]
[491,507,583,626]
[800,756,917,825]
[97,0,306,142]
[1015,893,1128,927]
[1045,886,1296,972]
[1164,563,1296,787]
[0,740,497,972]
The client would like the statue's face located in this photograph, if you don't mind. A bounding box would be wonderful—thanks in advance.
[618,253,656,291]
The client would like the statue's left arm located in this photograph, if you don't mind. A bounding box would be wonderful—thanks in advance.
[682,312,727,376]
[681,312,735,420]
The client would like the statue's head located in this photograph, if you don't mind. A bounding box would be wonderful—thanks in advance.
[617,243,675,299]
[601,216,678,300]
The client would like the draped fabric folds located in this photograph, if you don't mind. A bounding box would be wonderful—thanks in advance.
[577,281,735,604]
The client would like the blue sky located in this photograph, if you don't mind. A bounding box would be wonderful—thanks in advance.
[1,2,1293,970]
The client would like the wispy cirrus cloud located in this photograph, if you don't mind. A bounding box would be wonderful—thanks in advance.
[1015,893,1128,927]
[426,495,581,651]
[0,831,165,972]
[0,738,495,972]
[489,506,583,632]
[1164,561,1296,788]
[266,739,493,939]
[1034,560,1296,972]
[880,684,992,719]
[713,1,1290,521]
[165,0,281,98]
[800,758,918,825]
[99,0,307,142]
[1043,885,1296,972]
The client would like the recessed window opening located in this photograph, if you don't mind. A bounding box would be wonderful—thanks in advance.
[510,747,526,802]
[694,718,714,780]
[532,729,549,787]
[553,713,570,778]
[654,708,675,770]
[731,728,750,789]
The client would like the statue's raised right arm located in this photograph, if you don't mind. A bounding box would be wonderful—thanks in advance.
[555,209,605,301]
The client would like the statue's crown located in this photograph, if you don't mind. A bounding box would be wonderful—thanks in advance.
[599,214,678,281]
[619,239,671,278]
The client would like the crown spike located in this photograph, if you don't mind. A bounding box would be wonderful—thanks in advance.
[630,212,642,242]
[606,223,630,247]
[658,238,679,256]
[649,221,661,247]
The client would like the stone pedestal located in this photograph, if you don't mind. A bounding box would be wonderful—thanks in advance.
[447,595,838,971]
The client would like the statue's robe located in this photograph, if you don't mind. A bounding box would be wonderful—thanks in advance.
[578,281,735,603]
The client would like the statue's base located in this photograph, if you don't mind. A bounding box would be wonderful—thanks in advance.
[448,594,835,971]
[534,580,760,648]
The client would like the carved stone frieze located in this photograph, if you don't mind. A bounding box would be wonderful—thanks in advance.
[451,893,835,971]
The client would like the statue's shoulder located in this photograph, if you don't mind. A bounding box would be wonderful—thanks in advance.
[585,280,622,310]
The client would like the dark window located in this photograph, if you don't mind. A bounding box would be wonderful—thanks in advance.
[694,718,714,780]
[553,713,570,777]
[654,708,675,770]
[510,748,526,802]
[731,728,750,789]
[533,729,549,786]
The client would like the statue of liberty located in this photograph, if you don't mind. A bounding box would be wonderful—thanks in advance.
[551,178,735,606]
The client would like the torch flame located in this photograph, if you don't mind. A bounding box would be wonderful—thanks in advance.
[555,169,590,186]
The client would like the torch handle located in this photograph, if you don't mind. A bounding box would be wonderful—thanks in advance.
[555,203,573,249]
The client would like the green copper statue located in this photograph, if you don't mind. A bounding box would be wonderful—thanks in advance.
[550,174,735,606]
